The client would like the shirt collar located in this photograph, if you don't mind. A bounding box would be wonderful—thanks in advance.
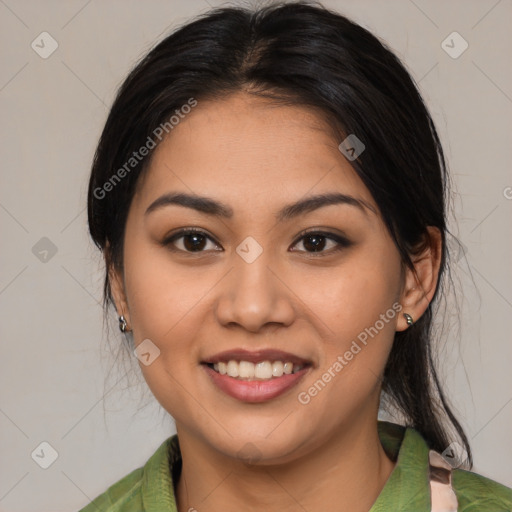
[141,435,180,511]
[141,421,431,511]
[370,421,431,511]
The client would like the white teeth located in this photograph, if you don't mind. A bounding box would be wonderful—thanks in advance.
[239,361,255,379]
[210,359,306,380]
[227,360,239,378]
[255,361,273,379]
[272,361,284,377]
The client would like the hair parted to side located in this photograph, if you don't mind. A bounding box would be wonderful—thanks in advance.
[87,0,472,467]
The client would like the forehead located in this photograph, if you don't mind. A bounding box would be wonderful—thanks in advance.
[133,92,376,215]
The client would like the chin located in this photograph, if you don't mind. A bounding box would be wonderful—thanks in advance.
[199,424,312,466]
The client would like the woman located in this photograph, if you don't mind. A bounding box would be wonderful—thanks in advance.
[80,2,512,510]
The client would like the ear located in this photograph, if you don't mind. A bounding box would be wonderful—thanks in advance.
[106,244,131,330]
[396,227,442,331]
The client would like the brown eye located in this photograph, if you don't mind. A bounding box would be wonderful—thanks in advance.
[163,229,221,253]
[291,230,352,255]
[301,233,330,252]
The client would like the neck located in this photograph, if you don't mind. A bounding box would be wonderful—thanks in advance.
[175,420,396,512]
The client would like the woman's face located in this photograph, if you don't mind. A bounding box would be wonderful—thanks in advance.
[113,92,409,464]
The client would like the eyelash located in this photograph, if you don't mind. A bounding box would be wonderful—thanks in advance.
[162,228,352,257]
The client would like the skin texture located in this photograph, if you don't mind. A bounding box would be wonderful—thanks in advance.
[110,91,442,512]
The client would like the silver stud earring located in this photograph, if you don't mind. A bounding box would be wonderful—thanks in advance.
[403,313,414,327]
[119,315,128,333]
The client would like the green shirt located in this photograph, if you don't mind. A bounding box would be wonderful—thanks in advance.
[78,421,512,511]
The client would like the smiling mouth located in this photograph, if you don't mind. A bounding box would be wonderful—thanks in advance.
[204,360,309,380]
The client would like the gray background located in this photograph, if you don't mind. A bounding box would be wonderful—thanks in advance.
[0,0,511,510]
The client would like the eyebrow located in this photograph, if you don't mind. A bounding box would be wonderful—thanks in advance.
[145,191,376,221]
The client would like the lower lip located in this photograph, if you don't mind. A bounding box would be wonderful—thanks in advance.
[202,364,310,403]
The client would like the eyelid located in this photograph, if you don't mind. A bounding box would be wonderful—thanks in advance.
[291,227,351,244]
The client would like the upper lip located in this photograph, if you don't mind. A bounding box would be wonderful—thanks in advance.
[202,349,312,366]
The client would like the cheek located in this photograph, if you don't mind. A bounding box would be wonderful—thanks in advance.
[123,239,213,340]
[292,245,402,418]
[293,246,402,347]
[121,240,224,416]
[122,247,207,425]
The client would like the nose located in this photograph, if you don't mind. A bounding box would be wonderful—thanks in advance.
[214,248,295,333]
